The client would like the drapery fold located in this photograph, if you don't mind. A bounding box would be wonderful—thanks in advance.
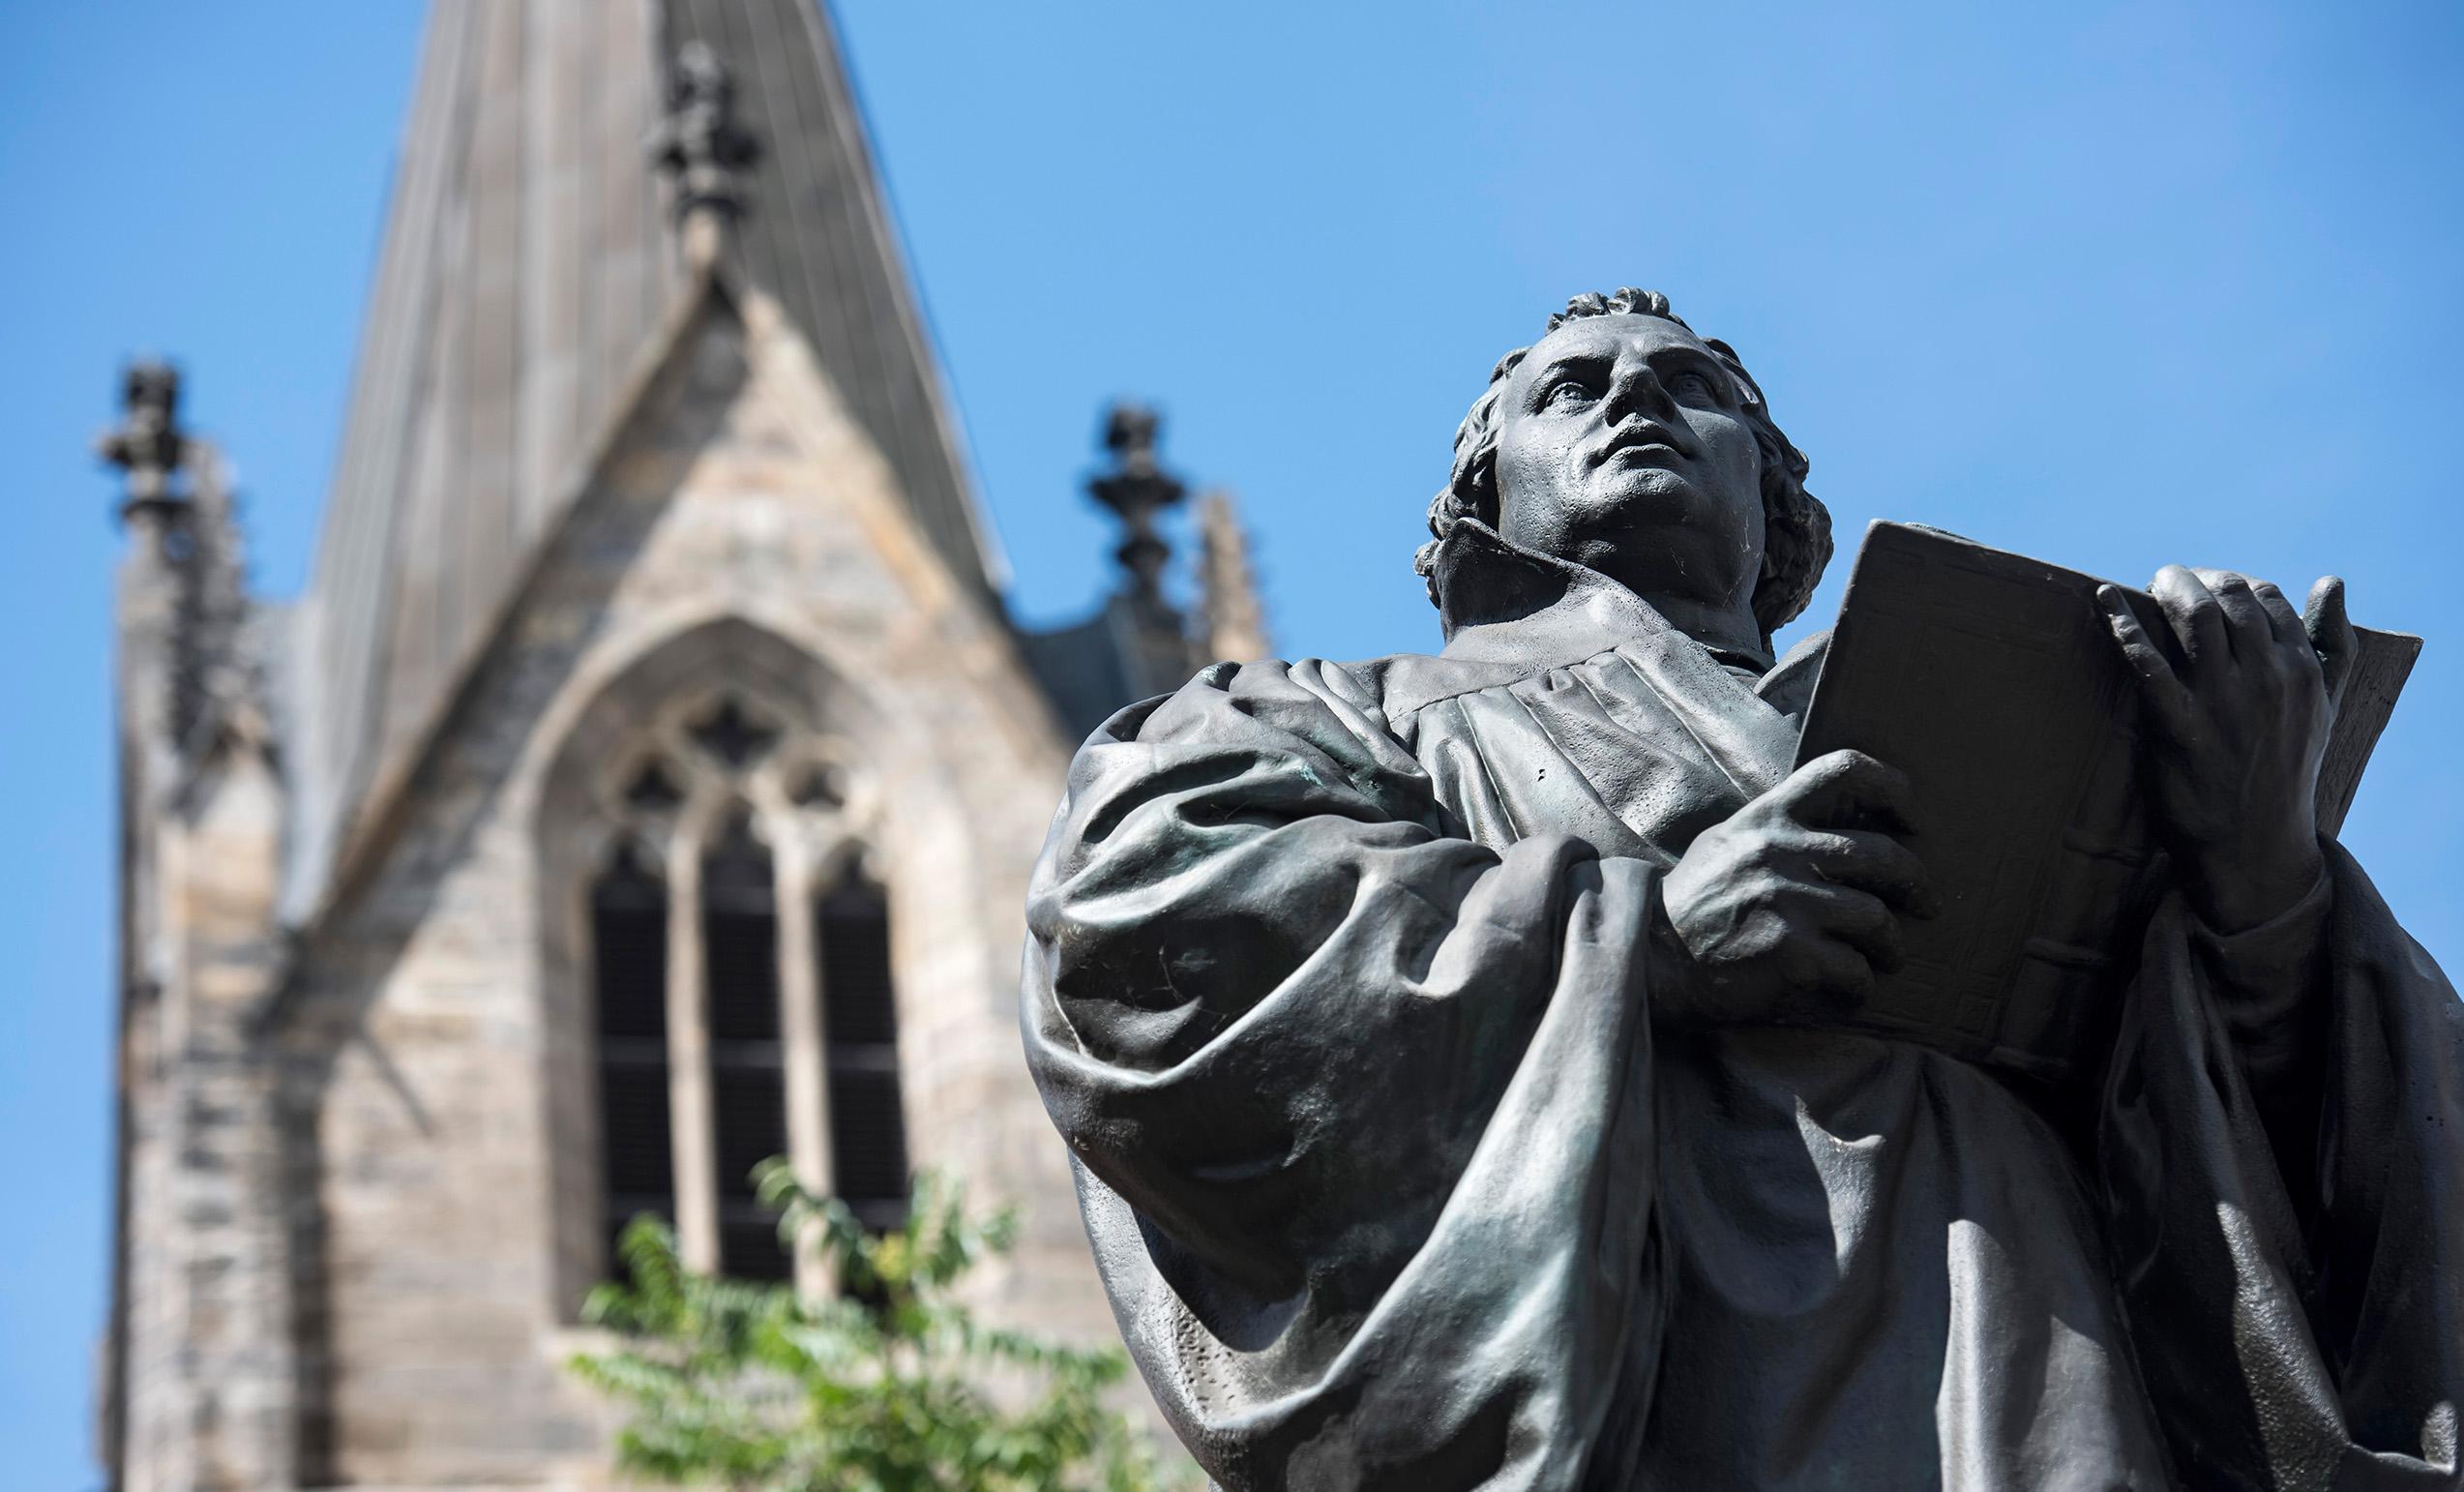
[2100,848,2464,1488]
[1026,659,1667,1489]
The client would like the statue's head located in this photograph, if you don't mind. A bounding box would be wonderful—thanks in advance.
[1416,288,1829,648]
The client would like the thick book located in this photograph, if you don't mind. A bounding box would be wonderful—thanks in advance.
[1795,522,2420,1087]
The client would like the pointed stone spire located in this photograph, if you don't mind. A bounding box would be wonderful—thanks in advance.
[1197,490,1270,664]
[1088,403,1187,607]
[650,39,761,266]
[298,2,1002,919]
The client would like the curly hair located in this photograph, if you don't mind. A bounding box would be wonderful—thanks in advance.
[1414,287,1830,643]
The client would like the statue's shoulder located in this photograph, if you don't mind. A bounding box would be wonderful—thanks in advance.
[1203,649,1526,727]
[1182,652,1423,720]
[1334,648,1556,731]
[1083,655,1404,747]
[1096,645,1574,757]
[1115,651,1478,741]
[1208,625,1832,732]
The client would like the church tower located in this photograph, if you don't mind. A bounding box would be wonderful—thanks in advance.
[100,4,1263,1486]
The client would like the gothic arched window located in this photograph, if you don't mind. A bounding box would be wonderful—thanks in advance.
[590,839,673,1277]
[816,864,909,1232]
[575,686,913,1295]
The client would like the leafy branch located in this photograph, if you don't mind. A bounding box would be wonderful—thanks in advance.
[568,1162,1191,1491]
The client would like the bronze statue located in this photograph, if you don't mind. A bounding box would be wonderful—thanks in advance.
[1022,288,2462,1488]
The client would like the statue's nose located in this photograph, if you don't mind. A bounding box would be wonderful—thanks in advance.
[1602,360,1676,424]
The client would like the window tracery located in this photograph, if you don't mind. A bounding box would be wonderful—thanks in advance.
[580,688,901,1291]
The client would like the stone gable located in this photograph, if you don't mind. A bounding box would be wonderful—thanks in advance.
[259,278,1109,1485]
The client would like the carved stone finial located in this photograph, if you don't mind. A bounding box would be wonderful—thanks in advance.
[1089,402,1188,605]
[98,359,191,518]
[101,362,258,754]
[649,41,761,256]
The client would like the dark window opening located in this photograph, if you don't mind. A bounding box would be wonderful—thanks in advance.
[704,811,792,1280]
[790,762,846,810]
[690,696,780,770]
[592,841,673,1283]
[624,757,686,813]
[816,865,910,1234]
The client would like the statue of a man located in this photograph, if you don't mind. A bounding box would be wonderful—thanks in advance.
[1022,289,2464,1489]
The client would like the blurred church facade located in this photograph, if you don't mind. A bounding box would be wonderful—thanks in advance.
[98,3,1264,1486]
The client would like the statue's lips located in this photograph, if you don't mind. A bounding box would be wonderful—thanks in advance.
[1593,424,1694,465]
[1597,437,1690,465]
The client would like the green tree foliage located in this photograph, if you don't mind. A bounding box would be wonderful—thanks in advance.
[569,1162,1190,1491]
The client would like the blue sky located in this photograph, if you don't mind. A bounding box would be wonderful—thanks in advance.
[5,2,2460,1483]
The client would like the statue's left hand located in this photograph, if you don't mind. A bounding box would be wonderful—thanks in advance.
[2097,566,2357,932]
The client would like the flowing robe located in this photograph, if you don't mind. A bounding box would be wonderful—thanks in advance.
[1022,525,2464,1490]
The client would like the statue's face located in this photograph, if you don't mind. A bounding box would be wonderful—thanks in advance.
[1493,313,1765,622]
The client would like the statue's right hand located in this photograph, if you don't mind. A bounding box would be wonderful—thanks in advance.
[1652,749,1938,1028]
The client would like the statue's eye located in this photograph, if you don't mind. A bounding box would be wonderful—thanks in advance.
[1544,379,1596,410]
[1669,371,1718,403]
